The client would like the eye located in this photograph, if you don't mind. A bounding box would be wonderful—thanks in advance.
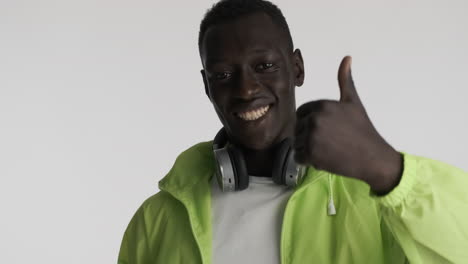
[256,62,275,72]
[214,72,232,80]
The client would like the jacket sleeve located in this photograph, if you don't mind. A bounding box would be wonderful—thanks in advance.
[371,152,468,263]
[118,230,130,264]
[117,204,153,264]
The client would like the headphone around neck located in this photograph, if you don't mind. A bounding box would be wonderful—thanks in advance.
[212,128,305,192]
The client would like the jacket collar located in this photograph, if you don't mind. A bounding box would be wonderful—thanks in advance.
[159,141,215,196]
[158,141,215,264]
[158,141,327,199]
[158,141,328,264]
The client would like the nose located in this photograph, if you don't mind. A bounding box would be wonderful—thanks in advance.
[234,68,261,100]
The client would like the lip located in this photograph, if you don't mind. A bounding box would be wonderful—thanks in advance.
[231,101,274,116]
[234,103,273,123]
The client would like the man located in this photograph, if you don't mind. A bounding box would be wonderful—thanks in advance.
[118,0,468,263]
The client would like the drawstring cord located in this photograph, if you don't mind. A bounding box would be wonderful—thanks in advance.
[327,174,336,216]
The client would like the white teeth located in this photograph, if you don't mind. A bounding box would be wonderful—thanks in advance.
[237,105,270,121]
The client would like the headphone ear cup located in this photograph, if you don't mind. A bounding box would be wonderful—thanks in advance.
[272,138,293,185]
[227,145,249,191]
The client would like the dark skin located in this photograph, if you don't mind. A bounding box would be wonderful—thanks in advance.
[200,12,403,195]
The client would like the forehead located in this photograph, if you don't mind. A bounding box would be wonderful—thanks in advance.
[201,12,290,65]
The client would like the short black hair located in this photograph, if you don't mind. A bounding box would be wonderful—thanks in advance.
[198,0,294,53]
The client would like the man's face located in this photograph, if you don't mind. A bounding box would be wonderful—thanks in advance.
[200,12,304,150]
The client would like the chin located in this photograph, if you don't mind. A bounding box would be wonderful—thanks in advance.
[221,111,290,151]
[234,132,277,151]
[240,141,271,151]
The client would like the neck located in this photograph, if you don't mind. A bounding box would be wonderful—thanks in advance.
[241,147,276,177]
[233,120,295,177]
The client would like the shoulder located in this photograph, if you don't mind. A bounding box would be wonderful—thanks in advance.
[159,140,215,191]
[305,167,373,202]
[170,141,214,171]
[131,140,215,223]
[121,191,187,248]
[129,191,181,226]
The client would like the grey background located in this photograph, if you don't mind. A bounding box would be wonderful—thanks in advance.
[1,0,467,263]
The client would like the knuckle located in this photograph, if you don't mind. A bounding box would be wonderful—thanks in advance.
[315,100,327,112]
[309,113,326,130]
[306,114,317,128]
[317,99,336,112]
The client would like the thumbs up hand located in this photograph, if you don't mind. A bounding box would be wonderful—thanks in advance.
[294,56,403,195]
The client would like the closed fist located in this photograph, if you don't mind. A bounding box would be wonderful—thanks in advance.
[293,56,402,194]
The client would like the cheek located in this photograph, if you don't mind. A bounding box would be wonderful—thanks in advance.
[266,68,294,94]
[210,92,236,128]
[213,101,229,121]
[210,89,228,111]
[270,81,296,120]
[269,76,295,106]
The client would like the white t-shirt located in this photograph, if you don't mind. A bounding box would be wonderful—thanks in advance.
[211,174,294,264]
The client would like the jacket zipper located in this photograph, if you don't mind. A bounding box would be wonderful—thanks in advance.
[280,173,326,264]
[280,189,296,264]
[170,192,206,264]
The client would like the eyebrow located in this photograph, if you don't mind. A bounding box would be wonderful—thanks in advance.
[205,48,278,67]
[204,59,227,70]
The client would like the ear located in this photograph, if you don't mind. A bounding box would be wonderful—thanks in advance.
[201,69,211,101]
[292,49,305,87]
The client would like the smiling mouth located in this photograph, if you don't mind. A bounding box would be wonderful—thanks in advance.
[236,105,270,121]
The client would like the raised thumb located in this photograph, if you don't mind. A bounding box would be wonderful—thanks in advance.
[338,56,361,104]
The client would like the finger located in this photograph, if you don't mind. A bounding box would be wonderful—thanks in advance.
[296,99,337,119]
[338,56,361,105]
[293,117,308,149]
[293,116,313,164]
[293,139,308,165]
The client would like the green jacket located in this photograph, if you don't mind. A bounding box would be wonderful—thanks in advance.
[118,141,468,264]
